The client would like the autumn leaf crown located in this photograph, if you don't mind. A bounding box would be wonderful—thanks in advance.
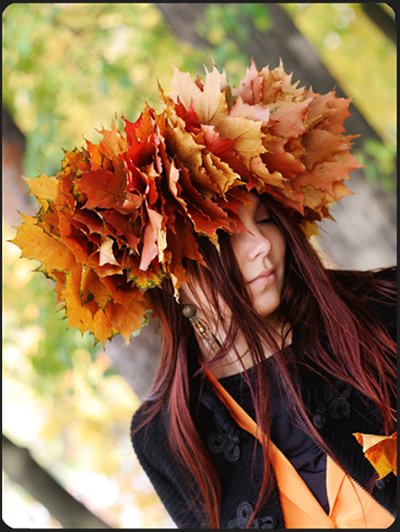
[13,60,361,345]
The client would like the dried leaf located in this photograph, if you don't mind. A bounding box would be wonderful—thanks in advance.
[99,237,120,267]
[353,432,397,479]
[11,215,75,271]
[25,174,58,202]
[78,169,127,209]
[139,206,165,271]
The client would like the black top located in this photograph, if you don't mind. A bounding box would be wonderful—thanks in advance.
[219,356,330,513]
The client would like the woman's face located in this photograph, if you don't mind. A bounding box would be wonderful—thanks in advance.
[180,193,286,327]
[230,193,286,321]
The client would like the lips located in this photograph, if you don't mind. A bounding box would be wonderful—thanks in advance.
[247,268,276,285]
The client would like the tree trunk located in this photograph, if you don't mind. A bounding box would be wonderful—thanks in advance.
[361,3,396,45]
[2,434,112,528]
[104,319,161,400]
[2,106,36,228]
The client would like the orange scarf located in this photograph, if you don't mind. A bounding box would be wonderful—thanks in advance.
[205,369,394,528]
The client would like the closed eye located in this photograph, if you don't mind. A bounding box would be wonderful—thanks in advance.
[256,218,272,224]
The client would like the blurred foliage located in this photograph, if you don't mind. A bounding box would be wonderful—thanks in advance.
[282,3,395,191]
[196,3,270,79]
[2,3,206,177]
[354,139,396,194]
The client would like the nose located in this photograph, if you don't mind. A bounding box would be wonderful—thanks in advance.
[247,228,272,260]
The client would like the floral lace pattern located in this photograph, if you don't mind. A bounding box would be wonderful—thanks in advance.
[227,501,277,528]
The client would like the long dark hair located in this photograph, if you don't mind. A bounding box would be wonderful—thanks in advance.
[133,193,396,528]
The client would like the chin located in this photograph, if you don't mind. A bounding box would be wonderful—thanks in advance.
[253,292,281,319]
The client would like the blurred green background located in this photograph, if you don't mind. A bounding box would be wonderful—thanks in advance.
[2,3,396,528]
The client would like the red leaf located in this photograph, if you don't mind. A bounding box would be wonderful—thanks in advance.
[78,169,127,209]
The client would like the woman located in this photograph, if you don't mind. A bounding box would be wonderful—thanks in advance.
[128,64,396,528]
[13,61,396,528]
[131,191,396,529]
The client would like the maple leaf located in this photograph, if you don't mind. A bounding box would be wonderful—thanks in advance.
[102,210,140,251]
[228,97,270,125]
[139,205,166,271]
[99,237,120,267]
[81,268,112,309]
[305,91,351,134]
[25,174,58,208]
[233,59,264,104]
[93,308,113,346]
[216,115,266,167]
[11,214,75,272]
[353,432,397,479]
[62,266,97,334]
[268,99,311,138]
[77,169,127,210]
[262,137,306,178]
[105,294,150,344]
[171,64,228,125]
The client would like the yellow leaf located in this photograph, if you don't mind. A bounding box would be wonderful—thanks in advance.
[11,215,75,271]
[93,308,112,346]
[216,115,266,166]
[81,268,112,309]
[353,432,397,479]
[62,266,95,333]
[25,174,58,202]
[202,152,242,195]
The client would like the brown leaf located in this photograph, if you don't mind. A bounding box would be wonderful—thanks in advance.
[78,169,127,209]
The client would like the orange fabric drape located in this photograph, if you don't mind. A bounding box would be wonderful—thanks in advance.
[205,369,394,528]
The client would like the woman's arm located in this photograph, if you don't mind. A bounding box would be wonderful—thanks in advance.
[131,409,207,528]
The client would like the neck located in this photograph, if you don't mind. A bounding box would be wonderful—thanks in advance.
[199,320,292,379]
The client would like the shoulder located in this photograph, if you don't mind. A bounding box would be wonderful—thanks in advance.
[328,266,396,336]
[327,266,396,308]
[130,400,169,463]
[328,265,396,294]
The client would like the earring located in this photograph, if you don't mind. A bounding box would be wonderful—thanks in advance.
[182,304,216,351]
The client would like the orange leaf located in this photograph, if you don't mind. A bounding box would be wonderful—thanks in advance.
[93,308,113,346]
[11,214,75,271]
[216,115,265,166]
[353,432,397,479]
[81,268,112,308]
[105,295,149,344]
[268,99,311,138]
[25,174,58,204]
[62,266,96,333]
[78,169,127,209]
